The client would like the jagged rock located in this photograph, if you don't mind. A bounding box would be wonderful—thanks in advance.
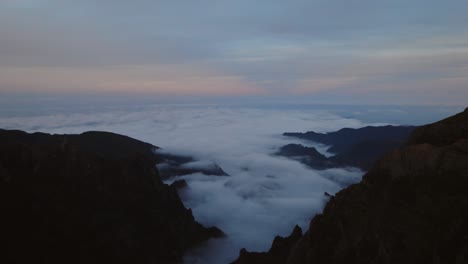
[0,130,223,264]
[235,109,468,264]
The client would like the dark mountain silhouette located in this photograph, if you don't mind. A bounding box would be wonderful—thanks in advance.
[280,125,416,170]
[233,108,468,264]
[276,144,330,169]
[0,130,223,264]
[170,179,189,189]
[155,151,228,180]
[284,125,416,153]
[233,225,303,264]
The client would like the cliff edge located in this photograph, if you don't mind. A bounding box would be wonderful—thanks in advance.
[0,130,222,264]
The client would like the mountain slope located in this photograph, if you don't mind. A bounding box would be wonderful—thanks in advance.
[0,130,222,264]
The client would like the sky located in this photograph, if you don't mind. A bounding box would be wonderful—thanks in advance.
[1,0,468,105]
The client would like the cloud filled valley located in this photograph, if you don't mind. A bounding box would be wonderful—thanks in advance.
[1,1,467,262]
[1,102,457,263]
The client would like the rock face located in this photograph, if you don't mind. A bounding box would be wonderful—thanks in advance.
[282,125,416,170]
[0,130,223,264]
[235,108,468,264]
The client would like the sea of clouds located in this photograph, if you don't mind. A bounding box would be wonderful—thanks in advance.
[1,101,459,263]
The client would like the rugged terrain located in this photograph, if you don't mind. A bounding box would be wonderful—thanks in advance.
[235,108,468,264]
[0,130,223,264]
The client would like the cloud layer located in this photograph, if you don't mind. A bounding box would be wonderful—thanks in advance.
[0,100,464,263]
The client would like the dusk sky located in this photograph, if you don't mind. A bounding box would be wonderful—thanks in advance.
[1,0,467,104]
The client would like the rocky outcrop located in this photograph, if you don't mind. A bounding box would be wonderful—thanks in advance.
[234,108,468,264]
[281,125,415,170]
[0,130,223,264]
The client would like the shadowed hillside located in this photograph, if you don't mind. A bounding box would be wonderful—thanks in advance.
[0,130,223,264]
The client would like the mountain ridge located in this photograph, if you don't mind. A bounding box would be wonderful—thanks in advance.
[280,125,416,170]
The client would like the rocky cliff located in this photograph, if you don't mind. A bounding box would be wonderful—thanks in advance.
[235,108,468,264]
[0,130,222,264]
